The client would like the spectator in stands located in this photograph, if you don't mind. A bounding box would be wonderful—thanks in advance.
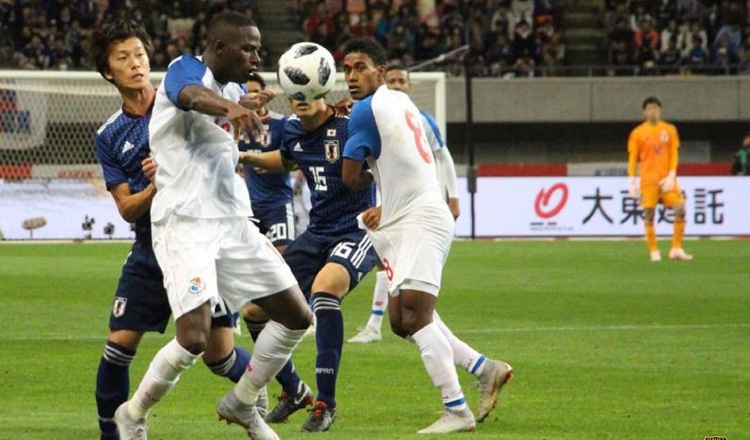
[659,35,682,74]
[610,40,635,76]
[484,31,512,75]
[511,20,536,63]
[685,35,708,73]
[655,0,678,30]
[511,0,534,26]
[731,133,750,175]
[634,18,659,51]
[48,37,73,70]
[681,20,708,58]
[660,19,679,52]
[490,4,514,38]
[712,21,742,63]
[542,31,566,67]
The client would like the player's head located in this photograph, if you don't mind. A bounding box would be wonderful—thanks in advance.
[342,37,387,100]
[205,11,261,84]
[245,72,267,112]
[90,18,153,88]
[742,132,750,148]
[289,97,327,121]
[642,96,662,124]
[385,64,411,94]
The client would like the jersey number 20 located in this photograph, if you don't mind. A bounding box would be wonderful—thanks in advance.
[405,110,432,164]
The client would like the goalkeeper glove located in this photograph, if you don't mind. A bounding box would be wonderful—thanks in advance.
[660,171,676,192]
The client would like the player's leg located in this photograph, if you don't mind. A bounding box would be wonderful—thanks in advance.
[395,287,475,434]
[301,232,378,431]
[204,302,251,383]
[299,262,349,432]
[214,218,312,437]
[116,304,210,440]
[96,330,141,440]
[97,245,170,440]
[262,232,323,423]
[432,312,513,422]
[663,188,693,260]
[641,185,660,261]
[348,267,387,343]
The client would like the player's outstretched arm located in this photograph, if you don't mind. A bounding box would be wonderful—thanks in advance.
[342,158,373,189]
[177,85,266,141]
[238,150,294,173]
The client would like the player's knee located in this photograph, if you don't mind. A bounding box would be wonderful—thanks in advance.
[175,324,210,355]
[286,307,314,330]
[311,263,350,297]
[673,204,686,219]
[399,309,431,336]
[644,208,656,223]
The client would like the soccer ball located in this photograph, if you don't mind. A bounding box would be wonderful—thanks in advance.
[277,42,336,102]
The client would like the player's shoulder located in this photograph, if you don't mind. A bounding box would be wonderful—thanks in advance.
[661,120,678,131]
[96,109,124,136]
[283,114,304,134]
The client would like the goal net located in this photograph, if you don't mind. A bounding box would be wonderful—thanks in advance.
[0,70,446,180]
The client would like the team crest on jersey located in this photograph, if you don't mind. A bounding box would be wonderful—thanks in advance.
[188,277,205,294]
[113,296,127,317]
[660,130,669,143]
[324,140,339,163]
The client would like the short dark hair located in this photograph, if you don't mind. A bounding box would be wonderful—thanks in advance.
[207,11,257,41]
[247,72,266,89]
[642,96,662,109]
[343,37,387,66]
[89,18,154,82]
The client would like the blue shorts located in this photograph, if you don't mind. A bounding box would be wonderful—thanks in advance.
[109,240,237,332]
[282,229,379,299]
[253,203,295,248]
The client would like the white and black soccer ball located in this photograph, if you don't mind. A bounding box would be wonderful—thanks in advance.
[277,42,336,102]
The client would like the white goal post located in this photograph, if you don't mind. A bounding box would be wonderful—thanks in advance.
[0,70,446,180]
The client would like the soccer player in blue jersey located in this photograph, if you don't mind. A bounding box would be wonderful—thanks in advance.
[238,93,378,432]
[113,12,312,440]
[341,37,513,433]
[349,63,461,344]
[90,19,255,440]
[239,73,294,253]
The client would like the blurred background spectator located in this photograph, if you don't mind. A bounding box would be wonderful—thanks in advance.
[10,0,746,78]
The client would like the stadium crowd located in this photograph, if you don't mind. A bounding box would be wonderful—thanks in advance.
[293,0,562,77]
[0,0,561,77]
[604,0,750,75]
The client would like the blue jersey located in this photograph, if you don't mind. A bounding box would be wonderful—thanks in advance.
[238,110,293,210]
[95,106,152,242]
[280,113,375,239]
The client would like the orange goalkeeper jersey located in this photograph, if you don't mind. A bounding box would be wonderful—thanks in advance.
[627,121,680,186]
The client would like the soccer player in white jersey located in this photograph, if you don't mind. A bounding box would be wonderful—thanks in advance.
[90,19,258,440]
[114,12,312,440]
[349,63,460,344]
[340,37,513,434]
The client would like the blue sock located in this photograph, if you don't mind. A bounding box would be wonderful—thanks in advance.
[312,292,343,408]
[245,318,301,394]
[206,346,251,383]
[95,341,135,440]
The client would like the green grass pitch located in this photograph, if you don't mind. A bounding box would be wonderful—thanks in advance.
[1,240,748,440]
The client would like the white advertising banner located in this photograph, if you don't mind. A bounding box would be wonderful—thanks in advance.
[455,177,750,237]
[0,179,134,240]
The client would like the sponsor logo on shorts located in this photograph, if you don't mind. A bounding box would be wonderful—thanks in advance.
[113,296,127,317]
[188,277,205,294]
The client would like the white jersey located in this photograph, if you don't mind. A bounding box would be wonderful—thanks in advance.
[149,54,252,222]
[344,85,447,227]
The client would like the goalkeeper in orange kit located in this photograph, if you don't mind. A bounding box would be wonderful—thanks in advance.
[627,96,693,262]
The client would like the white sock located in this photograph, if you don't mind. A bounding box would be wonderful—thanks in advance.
[411,322,467,411]
[128,338,200,419]
[235,320,307,405]
[365,271,389,331]
[433,311,486,376]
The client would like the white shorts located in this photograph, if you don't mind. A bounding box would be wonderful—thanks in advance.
[366,206,454,297]
[152,214,297,320]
